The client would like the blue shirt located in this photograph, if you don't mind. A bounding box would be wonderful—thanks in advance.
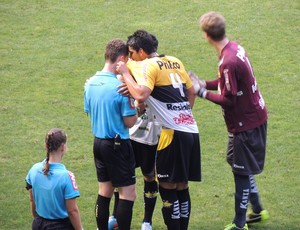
[84,71,136,139]
[26,160,80,219]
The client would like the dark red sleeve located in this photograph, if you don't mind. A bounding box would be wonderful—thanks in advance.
[205,79,219,90]
[205,91,235,107]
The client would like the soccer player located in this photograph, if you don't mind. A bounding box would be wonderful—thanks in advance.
[191,11,269,230]
[108,32,161,230]
[117,30,201,230]
[128,31,161,230]
[84,39,138,230]
[25,128,83,230]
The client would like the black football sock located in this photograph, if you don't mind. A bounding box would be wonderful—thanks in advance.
[95,194,111,230]
[233,174,250,228]
[112,189,119,217]
[115,199,134,230]
[177,188,191,230]
[159,186,180,230]
[249,175,263,213]
[143,180,158,223]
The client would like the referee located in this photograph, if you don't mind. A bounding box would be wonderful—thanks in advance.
[84,39,137,230]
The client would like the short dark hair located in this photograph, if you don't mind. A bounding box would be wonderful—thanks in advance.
[127,29,158,54]
[104,39,128,63]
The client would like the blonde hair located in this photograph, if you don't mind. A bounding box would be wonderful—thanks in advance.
[43,128,67,176]
[199,11,226,41]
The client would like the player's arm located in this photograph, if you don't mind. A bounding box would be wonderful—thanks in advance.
[186,85,196,109]
[117,61,151,103]
[205,79,219,90]
[123,114,138,128]
[188,71,234,106]
[28,188,37,217]
[66,198,83,230]
[205,92,235,106]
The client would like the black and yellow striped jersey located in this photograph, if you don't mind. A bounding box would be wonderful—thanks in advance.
[127,55,198,133]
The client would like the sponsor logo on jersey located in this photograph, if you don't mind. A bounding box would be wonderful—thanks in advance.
[68,171,78,190]
[173,113,195,125]
[166,102,191,111]
[156,60,181,70]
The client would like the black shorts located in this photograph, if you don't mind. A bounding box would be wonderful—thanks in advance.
[131,140,157,177]
[156,129,201,183]
[93,137,136,187]
[227,122,267,175]
[32,216,74,230]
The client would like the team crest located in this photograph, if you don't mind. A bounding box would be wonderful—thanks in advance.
[129,97,135,108]
[163,200,173,208]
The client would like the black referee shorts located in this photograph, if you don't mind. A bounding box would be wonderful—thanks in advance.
[32,216,74,230]
[93,137,136,187]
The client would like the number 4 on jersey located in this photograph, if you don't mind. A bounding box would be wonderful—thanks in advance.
[170,73,185,97]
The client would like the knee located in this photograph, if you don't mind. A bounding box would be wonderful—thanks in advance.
[143,175,156,182]
[119,185,137,201]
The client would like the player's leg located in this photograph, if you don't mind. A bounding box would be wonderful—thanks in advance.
[157,130,198,230]
[117,184,136,230]
[159,182,180,230]
[140,144,158,228]
[177,183,190,230]
[246,123,269,224]
[249,175,263,213]
[94,138,114,230]
[156,129,180,230]
[108,188,119,230]
[233,173,250,228]
[132,140,158,229]
[96,181,114,230]
[111,139,136,230]
[246,175,269,224]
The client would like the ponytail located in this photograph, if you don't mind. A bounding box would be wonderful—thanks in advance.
[42,128,67,176]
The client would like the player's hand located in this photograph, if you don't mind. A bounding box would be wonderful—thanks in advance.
[116,61,130,75]
[188,71,207,88]
[188,71,207,98]
[117,83,130,96]
[197,87,207,98]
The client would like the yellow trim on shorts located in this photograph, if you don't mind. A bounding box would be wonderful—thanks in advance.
[157,129,174,151]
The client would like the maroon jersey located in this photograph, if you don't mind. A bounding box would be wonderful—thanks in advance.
[208,41,267,133]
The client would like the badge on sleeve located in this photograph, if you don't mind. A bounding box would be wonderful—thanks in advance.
[129,97,135,109]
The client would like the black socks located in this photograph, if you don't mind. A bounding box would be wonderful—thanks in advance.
[143,180,158,223]
[95,194,111,230]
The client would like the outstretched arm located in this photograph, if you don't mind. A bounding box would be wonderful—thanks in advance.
[188,71,233,106]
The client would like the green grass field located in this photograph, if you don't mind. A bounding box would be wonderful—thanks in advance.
[1,1,299,229]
